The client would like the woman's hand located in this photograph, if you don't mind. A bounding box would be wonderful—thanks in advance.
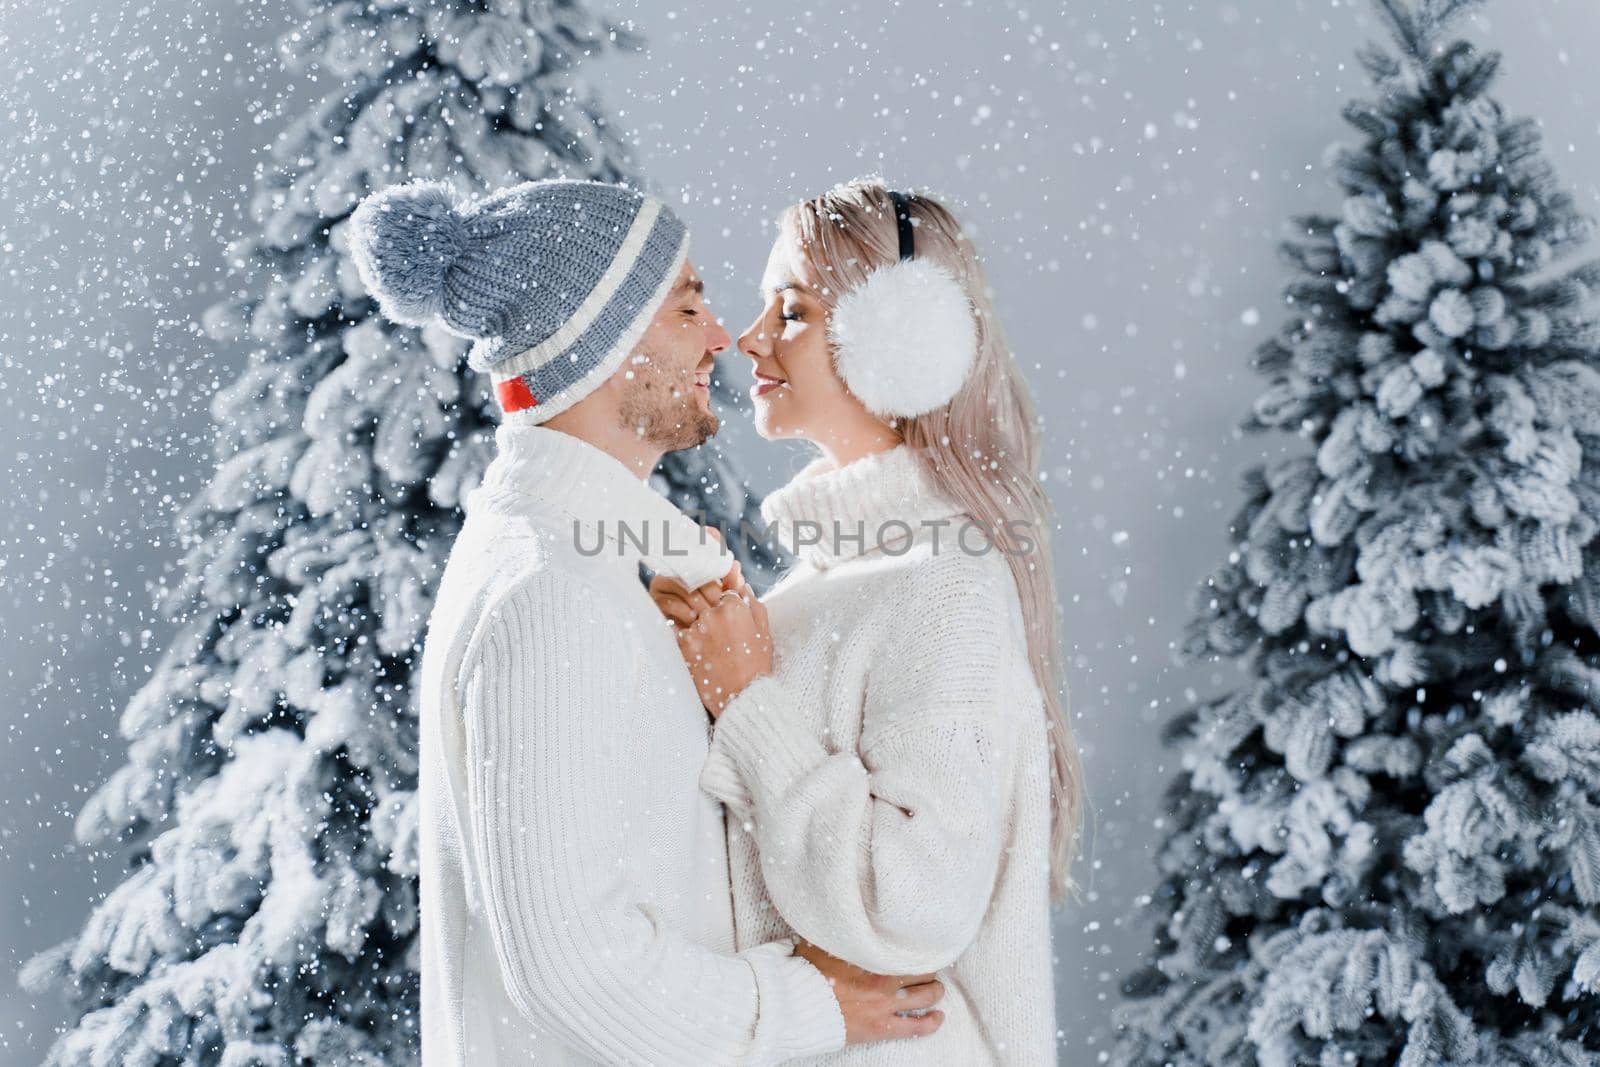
[647,525,746,629]
[649,567,772,719]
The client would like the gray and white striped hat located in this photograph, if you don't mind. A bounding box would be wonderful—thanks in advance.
[348,178,689,423]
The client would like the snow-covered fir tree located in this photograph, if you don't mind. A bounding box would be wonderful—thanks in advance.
[1114,1,1600,1064]
[17,2,775,1063]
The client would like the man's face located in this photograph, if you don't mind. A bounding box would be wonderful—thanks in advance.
[616,260,732,451]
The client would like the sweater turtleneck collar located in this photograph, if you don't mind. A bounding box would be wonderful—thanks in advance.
[759,444,968,570]
[468,420,733,590]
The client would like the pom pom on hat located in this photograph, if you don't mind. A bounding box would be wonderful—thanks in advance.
[348,180,475,327]
[828,258,978,419]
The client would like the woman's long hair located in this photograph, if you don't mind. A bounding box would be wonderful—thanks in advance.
[778,178,1084,900]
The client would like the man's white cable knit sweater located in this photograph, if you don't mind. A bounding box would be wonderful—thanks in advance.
[418,422,848,1065]
[699,444,1060,1065]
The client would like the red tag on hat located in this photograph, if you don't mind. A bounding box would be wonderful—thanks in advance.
[497,376,538,412]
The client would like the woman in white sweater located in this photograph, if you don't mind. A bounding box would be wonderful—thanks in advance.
[651,179,1085,1064]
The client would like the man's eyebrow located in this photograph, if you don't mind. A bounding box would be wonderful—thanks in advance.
[674,276,705,296]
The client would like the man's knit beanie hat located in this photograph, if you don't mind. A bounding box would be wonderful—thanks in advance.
[348,178,689,423]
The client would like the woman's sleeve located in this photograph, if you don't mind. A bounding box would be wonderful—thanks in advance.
[459,571,846,1065]
[699,566,1020,976]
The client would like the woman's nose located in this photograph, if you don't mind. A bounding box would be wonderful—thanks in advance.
[738,317,768,361]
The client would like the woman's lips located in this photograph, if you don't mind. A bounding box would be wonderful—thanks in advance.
[752,372,786,398]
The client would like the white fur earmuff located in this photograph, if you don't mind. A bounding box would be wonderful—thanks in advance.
[827,258,978,420]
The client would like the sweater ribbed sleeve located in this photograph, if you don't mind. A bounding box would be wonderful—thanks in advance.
[699,571,1019,977]
[459,571,847,1065]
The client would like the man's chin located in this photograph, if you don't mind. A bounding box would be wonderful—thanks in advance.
[692,408,720,446]
[654,402,719,451]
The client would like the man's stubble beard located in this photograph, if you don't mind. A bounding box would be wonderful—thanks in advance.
[617,351,720,452]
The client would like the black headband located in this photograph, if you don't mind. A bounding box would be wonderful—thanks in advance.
[888,190,915,261]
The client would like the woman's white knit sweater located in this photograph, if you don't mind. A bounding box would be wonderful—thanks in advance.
[700,444,1060,1065]
[418,422,848,1065]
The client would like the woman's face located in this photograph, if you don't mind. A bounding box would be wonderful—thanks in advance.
[737,235,881,446]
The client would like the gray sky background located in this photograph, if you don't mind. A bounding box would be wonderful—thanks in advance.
[3,0,1598,1062]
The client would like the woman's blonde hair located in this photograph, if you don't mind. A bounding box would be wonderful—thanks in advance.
[777,177,1084,900]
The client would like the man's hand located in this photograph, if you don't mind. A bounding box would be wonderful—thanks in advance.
[647,542,772,718]
[793,939,945,1045]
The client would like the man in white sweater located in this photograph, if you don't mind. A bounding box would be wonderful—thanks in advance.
[347,178,946,1064]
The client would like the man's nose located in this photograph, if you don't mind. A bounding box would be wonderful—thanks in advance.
[707,317,733,354]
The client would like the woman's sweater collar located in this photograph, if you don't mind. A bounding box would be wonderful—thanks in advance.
[760,444,967,570]
[469,420,732,590]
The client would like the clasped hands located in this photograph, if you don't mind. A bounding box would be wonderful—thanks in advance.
[647,531,773,719]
